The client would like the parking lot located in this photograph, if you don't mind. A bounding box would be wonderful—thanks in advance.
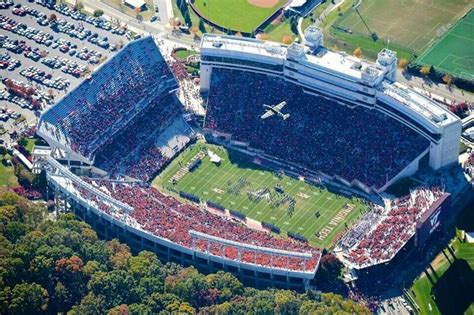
[0,0,134,146]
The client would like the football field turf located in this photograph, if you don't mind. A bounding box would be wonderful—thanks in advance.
[417,9,474,81]
[191,0,287,33]
[334,0,471,53]
[153,143,367,248]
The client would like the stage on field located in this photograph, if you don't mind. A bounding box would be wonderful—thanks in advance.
[153,143,367,248]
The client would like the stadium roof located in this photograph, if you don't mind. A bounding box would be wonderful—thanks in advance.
[303,47,385,84]
[382,82,459,127]
[289,0,308,7]
[201,34,287,60]
[37,36,177,163]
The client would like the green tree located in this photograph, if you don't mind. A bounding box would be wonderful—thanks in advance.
[69,292,107,315]
[88,270,138,309]
[8,282,49,314]
[93,9,104,17]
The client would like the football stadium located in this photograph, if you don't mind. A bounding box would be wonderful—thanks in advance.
[33,31,462,289]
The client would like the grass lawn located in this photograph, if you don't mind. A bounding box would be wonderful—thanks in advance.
[153,142,367,248]
[333,0,471,54]
[172,0,216,35]
[102,0,155,20]
[175,49,198,60]
[0,156,18,188]
[192,0,287,33]
[410,238,474,315]
[329,28,414,61]
[417,9,474,81]
[264,20,296,43]
[302,0,331,30]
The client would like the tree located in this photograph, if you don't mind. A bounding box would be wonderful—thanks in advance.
[47,13,57,23]
[191,26,199,38]
[75,2,84,11]
[7,282,49,314]
[93,9,104,17]
[442,74,454,86]
[282,35,294,44]
[256,33,268,41]
[420,65,431,77]
[398,58,409,70]
[353,47,363,58]
[69,293,107,315]
[198,18,206,33]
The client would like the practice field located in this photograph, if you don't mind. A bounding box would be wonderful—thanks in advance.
[334,0,472,53]
[410,238,474,315]
[153,143,367,248]
[417,9,474,81]
[191,0,288,33]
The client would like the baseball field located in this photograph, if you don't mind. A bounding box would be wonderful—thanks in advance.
[191,0,288,33]
[153,142,367,248]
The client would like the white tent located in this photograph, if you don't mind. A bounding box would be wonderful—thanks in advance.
[123,0,146,9]
[207,150,221,164]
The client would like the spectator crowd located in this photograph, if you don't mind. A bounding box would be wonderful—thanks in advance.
[204,69,429,189]
[341,187,445,268]
[77,178,321,272]
[39,36,177,160]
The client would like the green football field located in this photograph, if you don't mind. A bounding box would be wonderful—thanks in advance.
[191,0,287,33]
[417,9,474,81]
[153,143,367,248]
[334,0,472,53]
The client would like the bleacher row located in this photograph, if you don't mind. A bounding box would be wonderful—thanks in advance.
[204,68,429,189]
[93,94,181,182]
[39,36,177,160]
[78,179,321,272]
[341,187,445,268]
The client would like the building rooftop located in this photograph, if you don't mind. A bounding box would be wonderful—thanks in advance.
[382,82,458,127]
[201,34,287,60]
[303,48,385,84]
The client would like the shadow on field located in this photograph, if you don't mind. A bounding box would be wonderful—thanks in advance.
[225,148,269,173]
[432,259,474,315]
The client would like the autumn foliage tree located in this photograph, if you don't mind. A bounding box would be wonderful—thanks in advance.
[256,32,268,41]
[282,35,294,44]
[420,65,431,76]
[398,58,409,70]
[353,47,363,58]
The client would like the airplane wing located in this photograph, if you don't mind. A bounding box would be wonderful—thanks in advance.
[274,101,286,111]
[261,110,274,119]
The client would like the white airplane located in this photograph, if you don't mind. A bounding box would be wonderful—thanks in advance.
[260,101,290,120]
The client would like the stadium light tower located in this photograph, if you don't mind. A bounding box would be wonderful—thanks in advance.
[352,0,378,41]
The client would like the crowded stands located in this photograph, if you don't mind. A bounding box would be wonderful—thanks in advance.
[78,178,320,272]
[38,36,178,160]
[204,69,429,189]
[341,187,445,268]
[93,94,185,181]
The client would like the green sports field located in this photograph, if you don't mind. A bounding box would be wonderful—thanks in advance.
[191,0,287,33]
[153,143,367,248]
[334,0,472,53]
[410,238,474,315]
[417,9,474,81]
